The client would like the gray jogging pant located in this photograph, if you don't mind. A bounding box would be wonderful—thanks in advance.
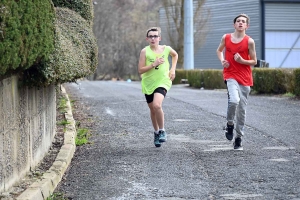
[226,79,251,138]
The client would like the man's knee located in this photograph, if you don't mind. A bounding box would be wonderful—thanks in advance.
[152,103,162,111]
[229,97,240,106]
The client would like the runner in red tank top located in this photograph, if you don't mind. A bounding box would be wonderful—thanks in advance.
[216,14,257,150]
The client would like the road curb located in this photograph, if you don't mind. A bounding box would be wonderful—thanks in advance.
[16,85,76,200]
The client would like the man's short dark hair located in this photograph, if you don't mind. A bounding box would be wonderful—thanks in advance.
[233,13,250,24]
[146,27,161,37]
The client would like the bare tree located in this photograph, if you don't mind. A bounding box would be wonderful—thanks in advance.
[92,0,161,80]
[92,0,208,79]
[161,0,210,69]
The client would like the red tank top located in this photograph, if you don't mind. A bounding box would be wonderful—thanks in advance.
[223,34,253,86]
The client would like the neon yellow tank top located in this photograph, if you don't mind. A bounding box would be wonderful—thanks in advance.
[141,45,172,94]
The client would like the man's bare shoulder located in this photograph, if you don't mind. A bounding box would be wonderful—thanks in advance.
[140,47,147,53]
[220,34,228,41]
[248,37,255,43]
[248,37,255,46]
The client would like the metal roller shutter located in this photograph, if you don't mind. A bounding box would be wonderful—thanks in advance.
[265,3,300,31]
[264,2,300,68]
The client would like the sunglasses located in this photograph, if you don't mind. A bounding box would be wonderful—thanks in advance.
[147,35,159,39]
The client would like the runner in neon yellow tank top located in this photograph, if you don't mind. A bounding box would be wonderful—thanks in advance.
[142,45,172,94]
[138,27,178,147]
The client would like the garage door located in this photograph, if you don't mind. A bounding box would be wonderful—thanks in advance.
[265,2,300,68]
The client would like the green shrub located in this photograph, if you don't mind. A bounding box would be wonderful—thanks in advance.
[52,7,97,82]
[179,69,225,89]
[22,7,98,87]
[173,69,188,84]
[294,68,300,96]
[187,69,202,88]
[202,69,225,89]
[283,69,295,94]
[172,68,298,95]
[0,0,55,77]
[52,0,93,23]
[252,68,288,94]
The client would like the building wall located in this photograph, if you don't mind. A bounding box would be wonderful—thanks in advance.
[264,2,300,68]
[0,76,56,192]
[159,0,261,69]
[195,0,261,69]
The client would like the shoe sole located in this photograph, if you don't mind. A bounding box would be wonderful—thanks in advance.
[234,147,243,150]
[155,144,161,147]
[233,142,243,150]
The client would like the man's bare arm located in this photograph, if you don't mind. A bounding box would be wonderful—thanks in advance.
[138,48,153,74]
[216,34,230,68]
[248,38,257,66]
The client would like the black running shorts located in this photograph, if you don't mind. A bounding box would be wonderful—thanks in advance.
[145,87,167,103]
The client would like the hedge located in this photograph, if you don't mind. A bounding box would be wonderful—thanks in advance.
[0,1,98,87]
[174,68,300,96]
[0,0,55,76]
[252,68,288,94]
[52,0,94,23]
[22,7,98,87]
[294,68,300,96]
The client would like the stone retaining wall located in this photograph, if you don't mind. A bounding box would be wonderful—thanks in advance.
[0,76,56,192]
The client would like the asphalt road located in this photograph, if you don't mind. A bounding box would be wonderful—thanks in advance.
[55,80,300,200]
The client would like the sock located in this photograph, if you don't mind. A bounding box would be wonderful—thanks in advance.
[154,130,159,134]
[159,128,165,132]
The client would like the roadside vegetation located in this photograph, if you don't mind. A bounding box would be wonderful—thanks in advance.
[173,68,300,97]
[46,192,68,200]
[75,127,90,146]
